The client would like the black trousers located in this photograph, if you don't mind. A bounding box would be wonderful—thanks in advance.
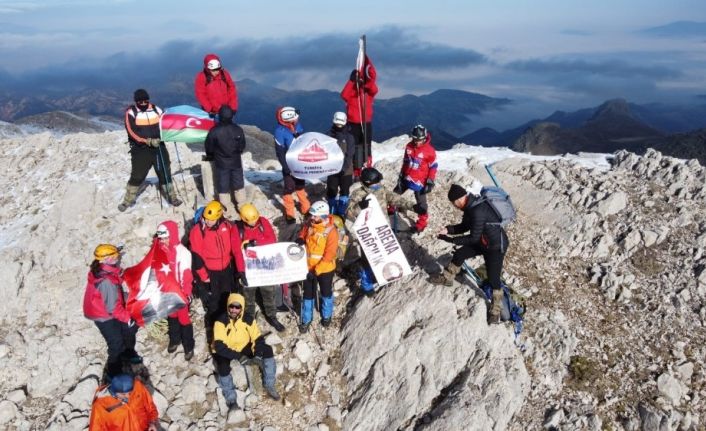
[348,122,373,170]
[303,271,334,300]
[215,166,244,194]
[326,173,353,198]
[127,143,172,187]
[413,191,428,215]
[94,319,138,377]
[199,265,235,344]
[214,342,274,376]
[167,317,195,352]
[451,245,505,291]
[283,173,306,194]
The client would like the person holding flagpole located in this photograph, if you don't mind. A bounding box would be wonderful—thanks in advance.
[340,45,377,179]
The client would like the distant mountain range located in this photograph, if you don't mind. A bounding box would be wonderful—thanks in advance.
[0,79,510,150]
[3,80,706,163]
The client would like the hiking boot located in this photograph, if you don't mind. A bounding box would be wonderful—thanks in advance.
[364,289,376,298]
[226,398,239,410]
[184,350,194,361]
[488,288,504,324]
[118,184,139,212]
[128,354,143,365]
[265,385,281,401]
[321,318,332,328]
[167,344,179,354]
[298,322,310,334]
[162,185,182,207]
[428,263,460,286]
[267,316,286,333]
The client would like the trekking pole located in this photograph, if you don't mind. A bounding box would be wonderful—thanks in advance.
[484,164,501,188]
[172,142,188,195]
[157,144,172,205]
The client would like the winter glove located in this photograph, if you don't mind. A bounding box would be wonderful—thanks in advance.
[393,175,405,194]
[387,204,397,215]
[358,198,370,210]
[306,271,316,281]
[295,238,305,246]
[146,138,161,148]
[202,154,214,162]
[128,319,136,328]
[242,239,257,249]
[421,179,435,195]
[438,234,455,244]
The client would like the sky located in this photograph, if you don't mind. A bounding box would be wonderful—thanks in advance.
[1,0,706,129]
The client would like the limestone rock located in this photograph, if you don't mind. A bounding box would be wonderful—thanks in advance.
[294,340,313,364]
[657,373,684,405]
[0,400,18,425]
[594,191,627,217]
[342,274,529,431]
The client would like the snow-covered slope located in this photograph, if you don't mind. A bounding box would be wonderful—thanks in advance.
[0,128,704,430]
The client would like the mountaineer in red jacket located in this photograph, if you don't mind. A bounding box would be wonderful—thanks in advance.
[83,244,141,380]
[340,56,378,177]
[194,53,238,116]
[189,200,235,345]
[231,204,285,332]
[394,125,438,233]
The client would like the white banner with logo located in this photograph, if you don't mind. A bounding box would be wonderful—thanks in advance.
[352,194,412,287]
[243,242,309,287]
[286,132,344,180]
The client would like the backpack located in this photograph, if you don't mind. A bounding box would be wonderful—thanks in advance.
[463,263,526,349]
[471,186,516,227]
[330,215,349,261]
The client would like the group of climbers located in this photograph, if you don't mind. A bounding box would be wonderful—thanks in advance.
[92,50,513,427]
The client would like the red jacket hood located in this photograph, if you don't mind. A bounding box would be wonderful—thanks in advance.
[158,220,180,248]
[203,53,221,68]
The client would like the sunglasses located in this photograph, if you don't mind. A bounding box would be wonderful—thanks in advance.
[155,230,169,239]
[228,304,242,309]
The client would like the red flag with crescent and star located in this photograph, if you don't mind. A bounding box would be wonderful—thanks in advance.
[123,241,187,327]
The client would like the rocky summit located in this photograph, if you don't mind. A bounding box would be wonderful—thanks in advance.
[0,126,704,430]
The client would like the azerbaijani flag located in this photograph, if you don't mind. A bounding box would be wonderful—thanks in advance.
[160,105,215,143]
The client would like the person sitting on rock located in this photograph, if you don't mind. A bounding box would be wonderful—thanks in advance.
[89,374,159,431]
[296,201,339,333]
[155,221,195,361]
[204,105,247,210]
[213,293,280,410]
[429,183,510,323]
[231,203,286,332]
[326,111,356,216]
[347,167,408,297]
[274,106,310,224]
[393,124,437,233]
[189,200,235,345]
[83,244,142,380]
[194,53,238,117]
[119,88,182,211]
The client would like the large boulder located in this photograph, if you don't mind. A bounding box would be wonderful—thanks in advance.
[341,274,529,430]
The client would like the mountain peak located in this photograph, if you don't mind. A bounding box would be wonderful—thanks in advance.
[590,98,631,120]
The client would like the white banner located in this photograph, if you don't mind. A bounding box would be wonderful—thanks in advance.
[352,194,412,287]
[286,132,344,180]
[244,242,309,287]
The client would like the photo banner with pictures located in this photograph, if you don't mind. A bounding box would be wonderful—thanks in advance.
[352,194,412,287]
[286,132,344,180]
[243,242,309,287]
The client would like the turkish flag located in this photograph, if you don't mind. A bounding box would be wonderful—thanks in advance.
[123,241,187,327]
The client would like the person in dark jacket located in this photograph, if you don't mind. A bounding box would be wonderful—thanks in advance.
[326,112,356,216]
[119,88,182,211]
[204,105,247,210]
[213,293,280,410]
[83,244,141,379]
[429,183,510,323]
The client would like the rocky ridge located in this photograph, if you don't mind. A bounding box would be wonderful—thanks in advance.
[0,128,704,430]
